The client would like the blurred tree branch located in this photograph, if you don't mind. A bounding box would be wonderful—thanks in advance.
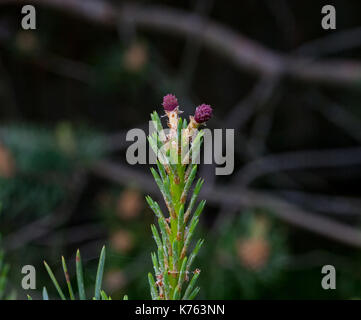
[177,0,215,94]
[3,0,361,87]
[3,170,87,251]
[1,0,361,258]
[235,147,361,187]
[91,159,361,249]
[274,190,361,217]
[305,91,361,145]
[295,26,361,57]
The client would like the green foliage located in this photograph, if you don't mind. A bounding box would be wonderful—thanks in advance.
[0,233,15,300]
[0,124,107,173]
[0,235,10,300]
[91,42,149,94]
[0,205,15,300]
[204,211,288,299]
[95,186,154,299]
[0,124,108,220]
[0,176,64,219]
[41,246,112,300]
[146,111,207,300]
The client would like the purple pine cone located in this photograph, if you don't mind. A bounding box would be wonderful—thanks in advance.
[194,104,213,123]
[162,94,178,111]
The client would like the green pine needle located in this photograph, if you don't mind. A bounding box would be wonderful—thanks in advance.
[76,249,86,300]
[94,246,106,300]
[61,256,75,300]
[42,287,49,300]
[43,261,66,300]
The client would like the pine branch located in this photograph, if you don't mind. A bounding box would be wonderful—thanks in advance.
[147,95,213,300]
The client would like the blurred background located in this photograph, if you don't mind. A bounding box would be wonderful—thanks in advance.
[1,0,361,299]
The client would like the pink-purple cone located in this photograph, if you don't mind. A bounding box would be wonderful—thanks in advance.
[194,104,213,123]
[162,94,178,111]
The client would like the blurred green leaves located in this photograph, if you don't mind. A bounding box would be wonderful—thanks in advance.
[0,231,15,300]
[204,211,288,299]
[91,42,149,94]
[0,235,10,300]
[0,123,108,220]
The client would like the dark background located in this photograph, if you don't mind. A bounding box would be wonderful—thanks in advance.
[1,0,361,299]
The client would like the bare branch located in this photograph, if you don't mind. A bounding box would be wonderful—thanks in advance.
[3,171,87,251]
[305,91,361,144]
[235,147,361,186]
[3,0,361,87]
[224,75,280,131]
[92,159,361,249]
[295,26,361,57]
[275,190,361,216]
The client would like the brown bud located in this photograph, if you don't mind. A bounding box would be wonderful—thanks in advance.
[174,175,180,185]
[15,31,38,53]
[116,188,143,220]
[236,237,270,271]
[123,42,148,72]
[104,270,127,292]
[110,229,134,253]
[0,143,16,178]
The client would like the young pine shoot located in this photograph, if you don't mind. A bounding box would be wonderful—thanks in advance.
[146,94,213,300]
